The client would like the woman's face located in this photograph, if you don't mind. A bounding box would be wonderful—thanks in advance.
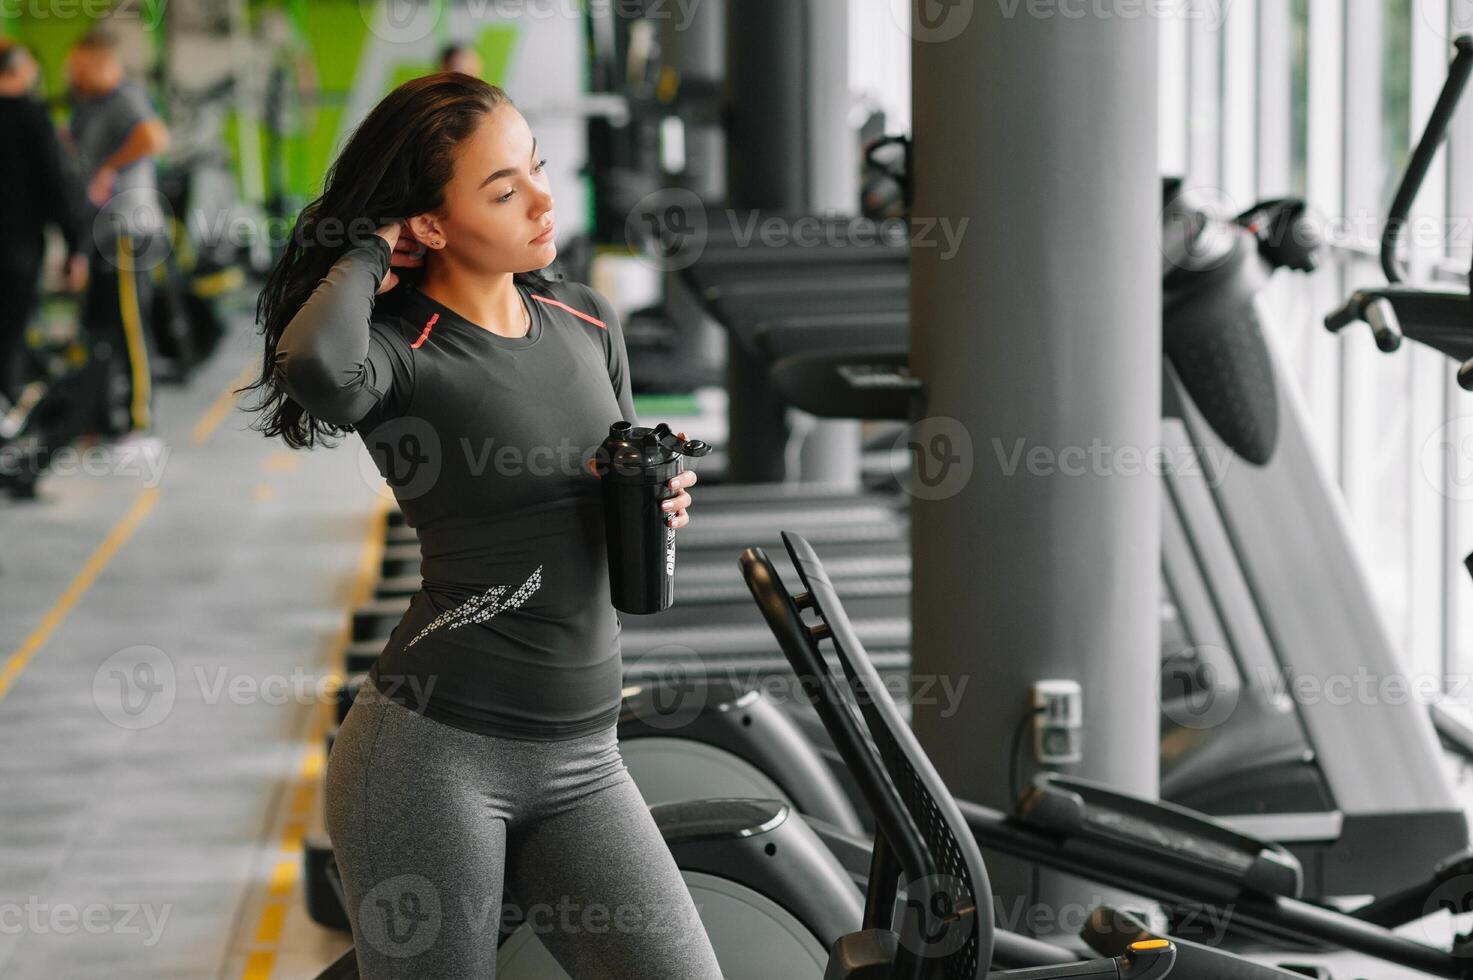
[424,104,556,274]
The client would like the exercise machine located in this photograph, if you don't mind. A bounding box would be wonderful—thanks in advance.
[745,531,1473,978]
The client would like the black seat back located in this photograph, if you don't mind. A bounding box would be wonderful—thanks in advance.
[741,531,994,979]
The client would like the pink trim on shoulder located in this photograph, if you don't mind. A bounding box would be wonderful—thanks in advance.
[530,294,607,330]
[411,312,440,349]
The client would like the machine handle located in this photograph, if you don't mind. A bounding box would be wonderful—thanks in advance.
[1323,297,1363,333]
[1322,292,1404,353]
[1382,35,1473,284]
[836,363,924,392]
[1365,297,1405,352]
[1457,357,1473,391]
[986,940,1175,979]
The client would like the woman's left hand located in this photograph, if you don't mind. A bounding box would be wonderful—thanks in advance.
[662,432,697,530]
[586,431,698,530]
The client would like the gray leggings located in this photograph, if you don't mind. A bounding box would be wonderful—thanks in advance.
[326,681,723,979]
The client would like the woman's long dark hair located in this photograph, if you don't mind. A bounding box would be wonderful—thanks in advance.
[241,73,555,449]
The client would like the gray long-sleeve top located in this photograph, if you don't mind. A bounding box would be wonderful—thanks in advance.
[275,236,642,739]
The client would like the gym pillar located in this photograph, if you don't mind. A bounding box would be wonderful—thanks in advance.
[909,1,1161,920]
[723,0,859,486]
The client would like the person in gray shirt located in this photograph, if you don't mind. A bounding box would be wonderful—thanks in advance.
[243,73,715,978]
[65,29,170,437]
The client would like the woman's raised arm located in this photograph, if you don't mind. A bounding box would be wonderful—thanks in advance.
[273,228,403,427]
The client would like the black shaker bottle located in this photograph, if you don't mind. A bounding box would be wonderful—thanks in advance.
[599,421,711,614]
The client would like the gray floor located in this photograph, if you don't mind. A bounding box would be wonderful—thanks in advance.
[0,307,375,979]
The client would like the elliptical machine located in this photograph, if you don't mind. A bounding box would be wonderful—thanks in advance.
[1325,35,1473,378]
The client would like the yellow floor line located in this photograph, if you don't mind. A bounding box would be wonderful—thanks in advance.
[264,451,299,473]
[242,950,274,980]
[1,354,259,702]
[0,487,160,701]
[190,361,258,447]
[238,499,390,979]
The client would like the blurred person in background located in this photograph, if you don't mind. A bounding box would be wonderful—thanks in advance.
[65,28,170,443]
[439,41,484,77]
[0,40,87,407]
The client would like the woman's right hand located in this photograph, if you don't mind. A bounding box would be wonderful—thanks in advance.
[374,221,427,294]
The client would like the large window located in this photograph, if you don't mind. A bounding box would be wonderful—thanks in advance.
[1163,0,1470,687]
[855,0,1473,688]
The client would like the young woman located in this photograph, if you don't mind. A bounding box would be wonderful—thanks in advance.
[242,73,717,978]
